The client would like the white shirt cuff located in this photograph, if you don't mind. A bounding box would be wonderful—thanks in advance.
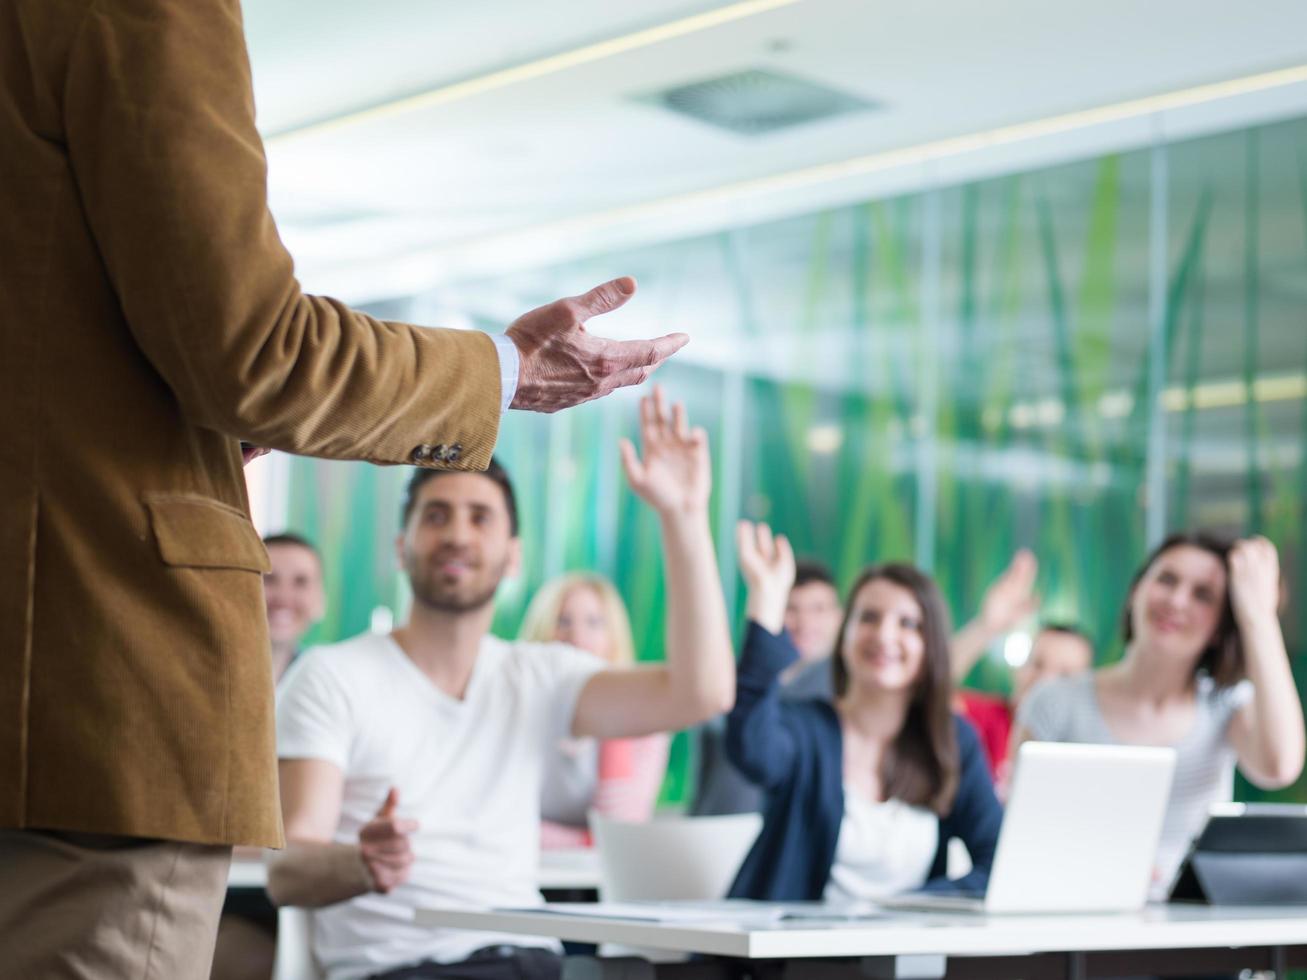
[489,333,520,415]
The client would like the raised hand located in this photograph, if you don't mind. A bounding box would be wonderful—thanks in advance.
[1223,536,1302,790]
[507,277,688,413]
[737,520,795,636]
[619,387,710,518]
[358,787,418,894]
[1228,536,1282,627]
[978,549,1040,635]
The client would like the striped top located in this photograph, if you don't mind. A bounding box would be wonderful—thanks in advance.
[1018,671,1253,896]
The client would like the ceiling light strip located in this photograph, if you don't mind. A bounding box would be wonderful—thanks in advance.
[386,62,1307,266]
[554,64,1307,228]
[1008,373,1307,430]
[269,0,801,144]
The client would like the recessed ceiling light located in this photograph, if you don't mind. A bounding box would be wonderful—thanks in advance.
[636,68,877,136]
[268,0,803,144]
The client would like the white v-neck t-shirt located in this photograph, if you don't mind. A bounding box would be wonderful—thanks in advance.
[823,788,939,902]
[277,631,604,980]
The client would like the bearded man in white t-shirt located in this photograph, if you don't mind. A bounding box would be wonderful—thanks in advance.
[267,389,734,980]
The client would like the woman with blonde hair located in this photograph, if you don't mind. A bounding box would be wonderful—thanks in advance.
[520,572,671,847]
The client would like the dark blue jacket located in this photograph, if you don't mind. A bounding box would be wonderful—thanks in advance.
[726,622,1003,901]
[692,655,834,818]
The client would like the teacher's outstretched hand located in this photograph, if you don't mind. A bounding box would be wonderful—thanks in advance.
[508,276,688,413]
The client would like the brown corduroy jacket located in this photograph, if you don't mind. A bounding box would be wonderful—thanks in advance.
[0,0,502,847]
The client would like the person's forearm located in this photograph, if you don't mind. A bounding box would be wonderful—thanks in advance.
[659,510,734,724]
[950,619,998,683]
[724,623,798,785]
[65,1,504,466]
[541,820,592,849]
[266,840,374,909]
[1238,614,1305,786]
[744,586,785,635]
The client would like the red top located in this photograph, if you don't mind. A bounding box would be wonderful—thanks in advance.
[955,690,1014,787]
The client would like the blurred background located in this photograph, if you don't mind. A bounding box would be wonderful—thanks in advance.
[242,0,1307,807]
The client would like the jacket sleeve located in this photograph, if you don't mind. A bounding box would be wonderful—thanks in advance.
[61,0,500,467]
[927,715,1004,893]
[724,621,802,790]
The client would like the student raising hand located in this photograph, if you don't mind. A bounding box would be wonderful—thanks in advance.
[737,521,796,636]
[1225,536,1305,790]
[1227,536,1283,626]
[950,549,1040,683]
[619,385,710,517]
[569,387,734,740]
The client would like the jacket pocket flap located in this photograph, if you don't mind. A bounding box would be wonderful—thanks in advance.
[145,494,271,572]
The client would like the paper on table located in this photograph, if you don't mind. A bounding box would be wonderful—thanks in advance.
[497,901,760,923]
[497,900,885,924]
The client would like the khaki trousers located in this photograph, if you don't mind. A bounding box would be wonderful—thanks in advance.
[0,829,232,980]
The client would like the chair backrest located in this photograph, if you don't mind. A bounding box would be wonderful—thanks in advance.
[272,905,323,980]
[590,811,763,902]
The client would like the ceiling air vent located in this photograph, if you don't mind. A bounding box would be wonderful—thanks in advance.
[635,68,876,136]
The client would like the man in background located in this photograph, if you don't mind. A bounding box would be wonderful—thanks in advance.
[263,533,329,684]
[776,561,846,696]
[955,626,1095,786]
[949,551,1094,786]
[693,560,843,816]
[268,392,734,979]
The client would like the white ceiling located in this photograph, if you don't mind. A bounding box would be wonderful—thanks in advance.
[244,0,1307,302]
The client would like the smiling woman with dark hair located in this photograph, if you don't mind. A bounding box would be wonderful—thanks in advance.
[1012,532,1304,897]
[725,522,1001,902]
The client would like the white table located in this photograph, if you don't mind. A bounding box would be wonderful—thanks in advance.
[416,902,1307,978]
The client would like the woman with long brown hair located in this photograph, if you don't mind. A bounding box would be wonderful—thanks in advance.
[1012,532,1303,896]
[726,522,1001,901]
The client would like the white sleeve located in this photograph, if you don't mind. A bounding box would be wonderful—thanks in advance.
[539,643,606,743]
[276,651,354,770]
[489,332,520,414]
[1216,678,1255,722]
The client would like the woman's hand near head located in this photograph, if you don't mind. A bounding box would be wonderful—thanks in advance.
[1228,536,1282,629]
[1224,535,1304,789]
[737,520,795,635]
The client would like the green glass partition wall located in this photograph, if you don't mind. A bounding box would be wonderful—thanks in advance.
[284,113,1307,807]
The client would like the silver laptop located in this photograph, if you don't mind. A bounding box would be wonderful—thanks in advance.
[884,741,1176,914]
